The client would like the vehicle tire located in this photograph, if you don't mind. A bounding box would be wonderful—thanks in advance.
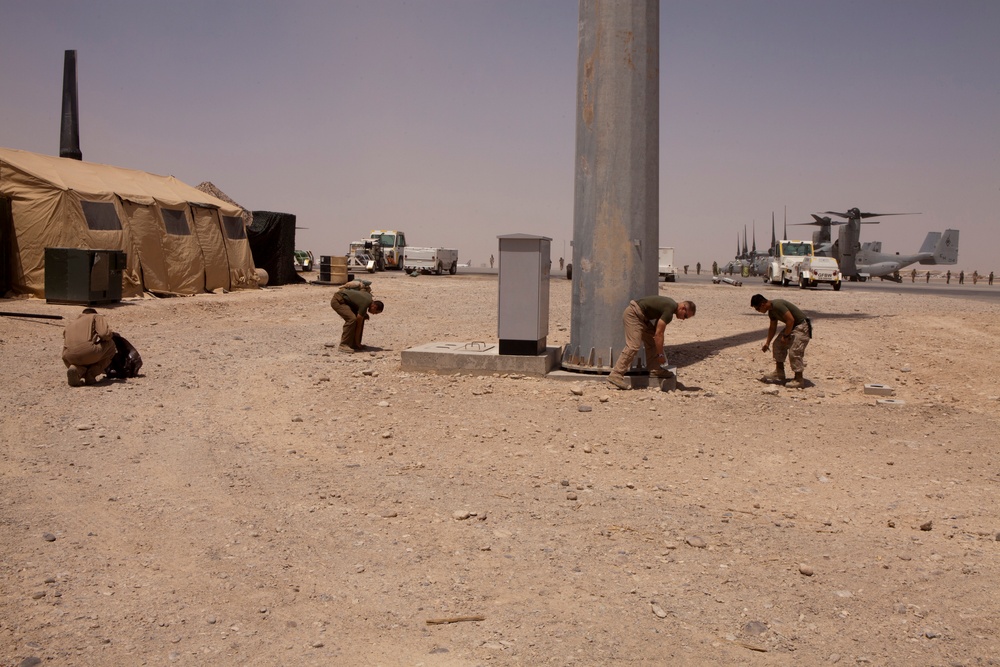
[566,263,572,280]
[781,276,790,287]
[833,281,841,291]
[436,262,443,275]
[449,262,457,275]
[799,276,807,289]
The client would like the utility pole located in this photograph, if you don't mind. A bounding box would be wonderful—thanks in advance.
[564,0,659,372]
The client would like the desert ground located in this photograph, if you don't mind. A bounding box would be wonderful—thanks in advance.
[2,271,1000,667]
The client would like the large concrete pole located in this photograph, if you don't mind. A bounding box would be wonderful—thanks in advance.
[565,0,659,372]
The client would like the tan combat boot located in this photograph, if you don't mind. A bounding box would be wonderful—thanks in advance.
[760,363,786,384]
[66,365,84,387]
[786,372,806,389]
[607,372,631,390]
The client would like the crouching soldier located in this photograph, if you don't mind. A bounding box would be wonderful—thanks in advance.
[62,308,116,386]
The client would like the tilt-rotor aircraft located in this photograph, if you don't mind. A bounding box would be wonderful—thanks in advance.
[793,208,959,282]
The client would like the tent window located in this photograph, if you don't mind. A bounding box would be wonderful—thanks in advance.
[222,215,246,240]
[81,201,122,231]
[161,208,191,235]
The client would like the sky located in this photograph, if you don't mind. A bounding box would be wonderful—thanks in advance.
[2,1,998,271]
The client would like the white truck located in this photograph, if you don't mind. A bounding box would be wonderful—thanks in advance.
[792,255,842,290]
[764,240,814,286]
[658,247,677,282]
[403,247,459,275]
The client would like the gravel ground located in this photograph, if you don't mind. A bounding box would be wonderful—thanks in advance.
[2,271,1000,666]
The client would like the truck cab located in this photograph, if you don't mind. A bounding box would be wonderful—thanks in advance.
[765,240,813,286]
[370,230,406,270]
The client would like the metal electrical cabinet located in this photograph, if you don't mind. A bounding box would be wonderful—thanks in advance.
[44,247,126,305]
[497,234,551,355]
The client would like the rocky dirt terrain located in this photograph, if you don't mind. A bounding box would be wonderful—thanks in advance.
[2,272,1000,666]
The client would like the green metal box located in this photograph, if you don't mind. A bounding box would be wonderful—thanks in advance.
[44,247,125,305]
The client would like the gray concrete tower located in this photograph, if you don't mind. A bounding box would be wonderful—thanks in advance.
[565,0,659,372]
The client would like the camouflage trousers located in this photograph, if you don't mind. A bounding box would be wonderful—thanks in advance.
[773,320,809,373]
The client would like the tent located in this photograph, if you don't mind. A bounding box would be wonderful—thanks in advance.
[0,147,258,298]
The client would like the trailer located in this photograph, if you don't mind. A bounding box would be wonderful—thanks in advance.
[658,247,677,282]
[403,247,459,275]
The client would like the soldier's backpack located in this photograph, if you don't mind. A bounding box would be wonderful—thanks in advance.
[106,333,143,379]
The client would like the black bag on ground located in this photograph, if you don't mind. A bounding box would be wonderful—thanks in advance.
[107,333,143,378]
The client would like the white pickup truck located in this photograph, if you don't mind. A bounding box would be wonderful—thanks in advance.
[402,247,459,275]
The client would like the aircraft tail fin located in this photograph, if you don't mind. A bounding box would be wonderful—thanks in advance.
[917,232,941,255]
[919,229,959,265]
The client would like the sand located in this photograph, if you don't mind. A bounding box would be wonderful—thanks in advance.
[2,272,1000,666]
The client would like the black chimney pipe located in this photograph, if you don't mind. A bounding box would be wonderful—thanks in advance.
[59,50,82,160]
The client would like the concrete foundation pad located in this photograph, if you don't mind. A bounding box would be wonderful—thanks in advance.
[401,341,561,377]
[864,383,895,396]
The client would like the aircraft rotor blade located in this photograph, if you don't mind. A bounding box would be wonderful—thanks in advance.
[858,212,919,219]
[822,210,919,219]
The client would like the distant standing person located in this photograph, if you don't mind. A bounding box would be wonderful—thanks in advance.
[959,270,965,284]
[62,307,116,386]
[490,254,495,269]
[559,257,564,271]
[946,270,951,284]
[972,270,979,285]
[990,271,994,286]
[712,261,719,276]
[911,269,916,283]
[926,271,931,283]
[607,296,696,390]
[330,287,384,353]
[751,294,810,389]
[696,262,701,275]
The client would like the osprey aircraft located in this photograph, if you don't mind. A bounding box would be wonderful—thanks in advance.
[793,207,959,281]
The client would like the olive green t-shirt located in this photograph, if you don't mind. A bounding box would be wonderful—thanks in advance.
[341,289,373,315]
[769,299,806,326]
[636,296,678,325]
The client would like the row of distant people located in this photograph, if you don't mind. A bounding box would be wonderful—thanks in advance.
[909,269,993,285]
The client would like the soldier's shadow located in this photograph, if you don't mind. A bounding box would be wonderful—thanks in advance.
[669,311,876,369]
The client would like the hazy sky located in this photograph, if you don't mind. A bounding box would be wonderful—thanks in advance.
[2,1,998,271]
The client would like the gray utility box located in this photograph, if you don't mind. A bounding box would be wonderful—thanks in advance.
[44,247,125,305]
[497,234,551,355]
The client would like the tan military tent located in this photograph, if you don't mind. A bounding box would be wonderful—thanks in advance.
[0,147,258,298]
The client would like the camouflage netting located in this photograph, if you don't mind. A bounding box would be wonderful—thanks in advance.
[248,211,303,286]
[195,182,253,228]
